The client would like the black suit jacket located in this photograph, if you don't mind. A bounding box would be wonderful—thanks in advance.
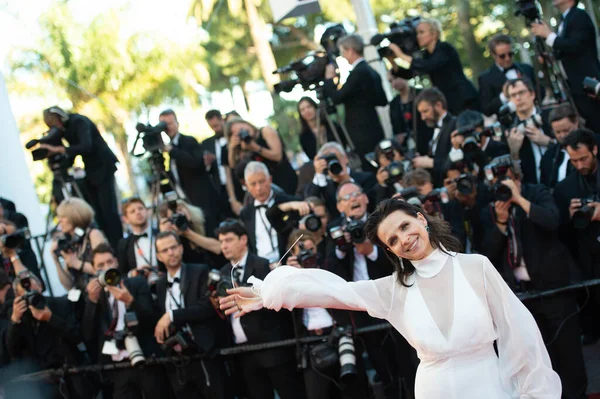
[539,144,575,188]
[478,63,537,116]
[116,229,162,275]
[552,7,600,95]
[63,113,118,185]
[394,41,479,115]
[201,135,227,189]
[324,60,388,155]
[155,263,224,355]
[240,190,299,260]
[480,183,574,291]
[169,134,220,235]
[220,253,295,367]
[303,170,377,220]
[8,296,86,369]
[431,113,457,187]
[82,276,161,364]
[513,112,553,185]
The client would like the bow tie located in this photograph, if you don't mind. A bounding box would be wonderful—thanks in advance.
[503,65,516,73]
[255,204,268,210]
[133,232,148,240]
[167,277,180,288]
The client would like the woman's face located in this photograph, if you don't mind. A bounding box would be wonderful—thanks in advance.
[58,215,74,234]
[377,210,432,261]
[417,23,436,48]
[299,100,317,123]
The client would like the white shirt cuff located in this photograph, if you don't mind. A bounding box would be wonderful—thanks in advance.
[168,310,174,322]
[335,249,346,260]
[366,246,378,261]
[312,173,328,187]
[545,33,557,47]
[499,92,508,103]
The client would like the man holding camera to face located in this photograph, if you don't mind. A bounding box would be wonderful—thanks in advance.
[6,271,92,398]
[153,231,230,399]
[82,243,168,399]
[479,154,588,398]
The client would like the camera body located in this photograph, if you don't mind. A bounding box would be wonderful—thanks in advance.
[485,155,515,202]
[135,121,167,153]
[113,311,146,367]
[161,324,196,355]
[320,153,343,175]
[97,268,122,288]
[238,129,253,144]
[54,227,85,257]
[296,242,318,268]
[453,174,475,195]
[19,272,46,310]
[164,191,190,231]
[206,269,234,297]
[383,161,405,185]
[1,228,31,250]
[572,197,597,229]
[583,77,600,97]
[345,218,367,244]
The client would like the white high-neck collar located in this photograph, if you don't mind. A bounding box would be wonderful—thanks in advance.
[410,248,449,278]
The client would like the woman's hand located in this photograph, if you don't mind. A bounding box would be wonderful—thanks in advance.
[219,287,264,318]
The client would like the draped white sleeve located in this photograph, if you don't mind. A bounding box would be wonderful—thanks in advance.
[248,266,394,320]
[481,257,562,398]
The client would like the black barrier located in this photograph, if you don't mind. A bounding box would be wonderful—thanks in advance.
[8,277,600,384]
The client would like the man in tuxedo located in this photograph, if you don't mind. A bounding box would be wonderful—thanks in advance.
[323,34,388,157]
[411,88,457,187]
[239,161,300,265]
[41,107,122,247]
[479,34,537,117]
[82,244,169,399]
[216,220,304,399]
[327,181,415,399]
[153,231,230,399]
[531,0,600,133]
[160,109,220,236]
[540,104,580,188]
[117,197,160,276]
[505,77,556,184]
[6,271,92,398]
[304,142,376,220]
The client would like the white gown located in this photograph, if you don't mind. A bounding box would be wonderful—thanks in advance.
[248,249,561,399]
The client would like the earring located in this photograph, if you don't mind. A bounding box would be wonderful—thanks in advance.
[398,256,405,272]
[425,225,430,233]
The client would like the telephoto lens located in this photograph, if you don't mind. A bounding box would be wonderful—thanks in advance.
[124,335,146,367]
[97,269,122,287]
[338,334,357,380]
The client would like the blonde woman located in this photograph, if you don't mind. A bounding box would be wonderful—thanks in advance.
[50,198,107,291]
[225,118,297,195]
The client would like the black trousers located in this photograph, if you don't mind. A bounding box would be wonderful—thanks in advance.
[355,329,400,399]
[238,351,306,399]
[105,364,170,399]
[165,357,231,399]
[526,293,588,399]
[84,174,123,249]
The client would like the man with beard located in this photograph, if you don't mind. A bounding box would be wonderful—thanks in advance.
[410,88,457,187]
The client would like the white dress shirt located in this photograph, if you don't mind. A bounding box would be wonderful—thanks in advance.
[216,137,228,185]
[335,215,379,282]
[523,109,548,183]
[254,193,279,263]
[169,133,181,184]
[231,251,250,344]
[132,226,156,268]
[107,292,129,362]
[166,267,184,322]
[557,148,570,183]
[545,8,571,79]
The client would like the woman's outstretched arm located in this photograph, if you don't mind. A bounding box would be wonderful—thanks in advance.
[220,266,394,319]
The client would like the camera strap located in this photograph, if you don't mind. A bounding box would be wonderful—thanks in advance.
[134,239,153,267]
[256,203,276,253]
[167,286,183,310]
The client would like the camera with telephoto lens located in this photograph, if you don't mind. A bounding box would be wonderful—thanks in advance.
[514,0,541,24]
[300,213,322,233]
[164,191,190,231]
[296,242,318,268]
[96,268,122,287]
[161,324,197,355]
[54,227,85,257]
[113,311,146,367]
[572,197,597,229]
[583,77,600,97]
[384,161,405,185]
[457,123,503,153]
[1,228,31,250]
[238,129,253,144]
[128,267,160,289]
[346,218,366,244]
[329,226,350,251]
[497,102,516,127]
[491,176,513,202]
[371,17,421,58]
[330,325,356,380]
[320,153,343,175]
[485,155,515,202]
[19,271,46,310]
[453,174,475,195]
[206,269,234,297]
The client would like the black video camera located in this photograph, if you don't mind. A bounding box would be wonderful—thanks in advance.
[25,126,64,161]
[0,228,30,250]
[572,197,597,229]
[583,77,600,97]
[297,242,318,268]
[135,121,168,153]
[206,269,234,297]
[54,227,85,257]
[371,17,421,58]
[19,271,46,310]
[320,153,343,175]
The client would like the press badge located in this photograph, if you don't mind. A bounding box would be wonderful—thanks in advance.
[102,339,119,355]
[67,289,82,302]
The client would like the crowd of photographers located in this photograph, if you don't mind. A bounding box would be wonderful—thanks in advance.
[0,1,599,398]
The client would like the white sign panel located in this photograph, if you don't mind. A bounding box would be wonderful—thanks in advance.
[269,0,321,23]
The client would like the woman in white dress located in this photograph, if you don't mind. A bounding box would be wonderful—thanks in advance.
[220,199,561,398]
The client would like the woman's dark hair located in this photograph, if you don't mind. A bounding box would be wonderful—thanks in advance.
[364,199,462,287]
[298,97,325,134]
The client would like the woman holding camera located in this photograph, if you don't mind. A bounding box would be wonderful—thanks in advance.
[221,199,560,399]
[50,198,107,291]
[389,18,479,115]
[226,118,297,195]
[158,200,224,267]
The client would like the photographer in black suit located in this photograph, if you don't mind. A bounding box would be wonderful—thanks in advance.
[479,34,537,117]
[389,18,479,115]
[531,0,600,133]
[480,155,588,399]
[83,244,168,399]
[41,107,122,247]
[217,220,304,399]
[323,34,388,157]
[154,231,230,399]
[160,109,220,236]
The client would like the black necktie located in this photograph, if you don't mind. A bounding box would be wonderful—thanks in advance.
[168,277,180,288]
